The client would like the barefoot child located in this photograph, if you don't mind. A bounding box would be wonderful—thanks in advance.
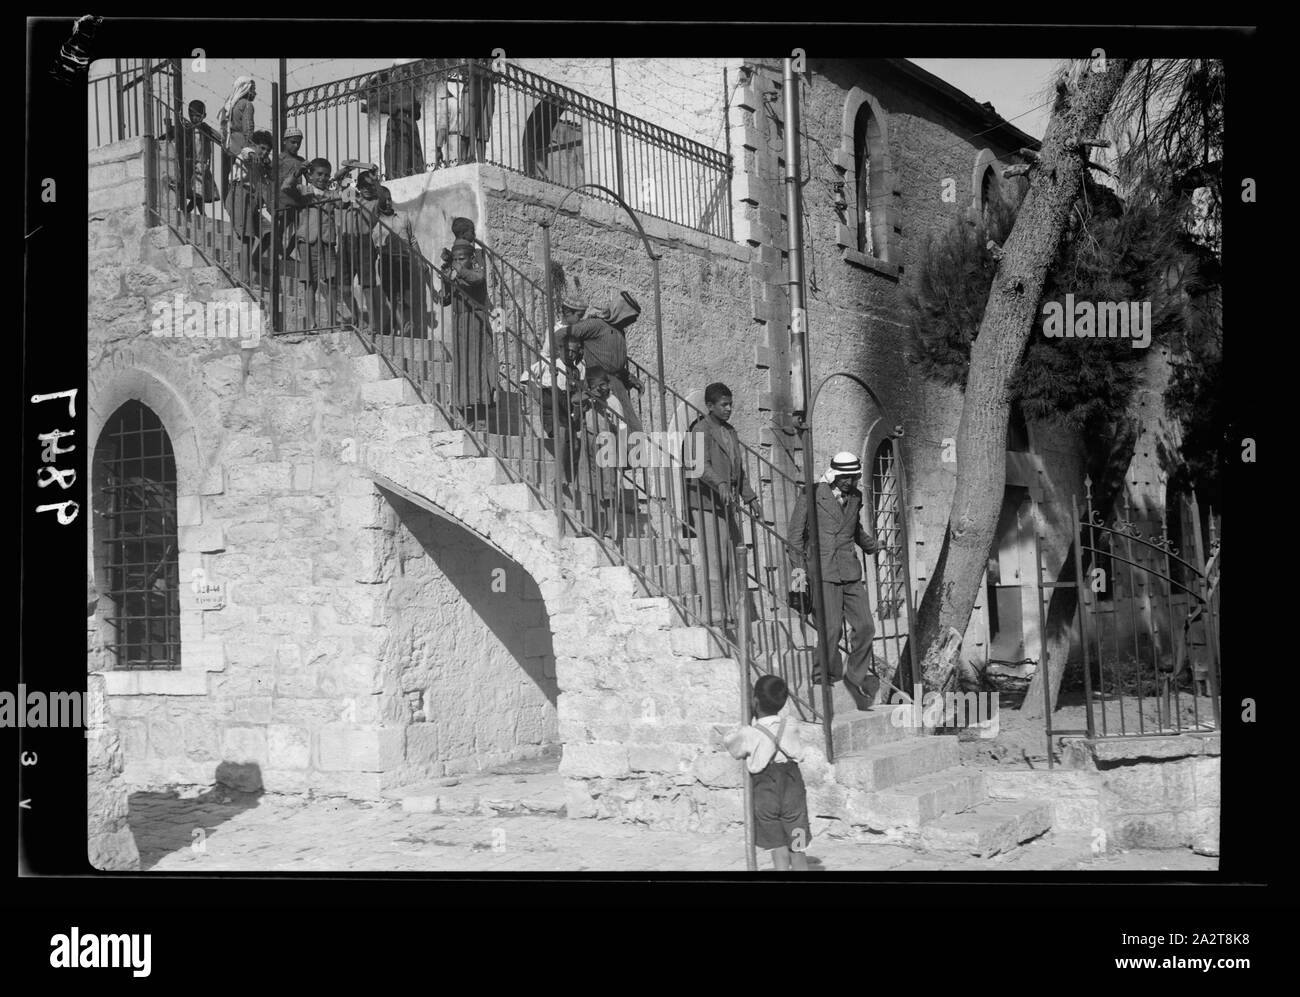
[724,675,811,871]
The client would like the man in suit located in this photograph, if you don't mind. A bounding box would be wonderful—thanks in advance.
[788,452,880,708]
[688,382,759,627]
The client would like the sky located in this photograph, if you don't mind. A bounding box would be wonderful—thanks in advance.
[908,59,1061,140]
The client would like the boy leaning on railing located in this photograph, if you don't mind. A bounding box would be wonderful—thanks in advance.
[724,675,811,871]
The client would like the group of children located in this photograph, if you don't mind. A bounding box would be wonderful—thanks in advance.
[170,92,429,335]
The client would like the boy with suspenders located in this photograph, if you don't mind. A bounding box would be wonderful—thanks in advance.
[724,675,811,871]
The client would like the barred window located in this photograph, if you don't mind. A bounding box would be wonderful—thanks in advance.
[94,401,181,670]
[870,440,907,618]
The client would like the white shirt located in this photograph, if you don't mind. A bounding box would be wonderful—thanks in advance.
[724,714,805,774]
[521,322,586,389]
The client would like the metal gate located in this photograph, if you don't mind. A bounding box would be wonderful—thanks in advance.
[1046,480,1221,743]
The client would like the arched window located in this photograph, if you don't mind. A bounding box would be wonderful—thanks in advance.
[94,401,181,670]
[854,105,875,257]
[980,165,998,217]
[869,440,906,618]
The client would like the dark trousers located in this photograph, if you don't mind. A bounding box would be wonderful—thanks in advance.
[695,500,741,625]
[816,579,876,691]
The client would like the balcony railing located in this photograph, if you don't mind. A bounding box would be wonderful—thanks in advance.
[285,58,733,240]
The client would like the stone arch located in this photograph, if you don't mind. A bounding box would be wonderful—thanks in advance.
[837,87,895,264]
[89,363,215,694]
[89,362,206,501]
[372,485,560,780]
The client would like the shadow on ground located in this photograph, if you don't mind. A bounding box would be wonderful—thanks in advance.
[127,782,263,870]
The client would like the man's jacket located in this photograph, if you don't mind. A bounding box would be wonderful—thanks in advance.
[687,412,755,514]
[564,295,638,375]
[787,482,880,584]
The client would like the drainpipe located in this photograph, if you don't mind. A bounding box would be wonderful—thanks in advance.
[784,58,835,760]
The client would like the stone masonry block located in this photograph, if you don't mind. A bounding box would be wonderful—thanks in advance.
[180,522,226,553]
[176,495,202,527]
[187,640,227,672]
[317,724,382,772]
[558,742,630,779]
[267,725,311,770]
[200,465,225,495]
[220,726,268,766]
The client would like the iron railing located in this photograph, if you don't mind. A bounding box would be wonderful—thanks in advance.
[88,58,179,149]
[1068,482,1222,739]
[284,58,733,239]
[462,240,920,725]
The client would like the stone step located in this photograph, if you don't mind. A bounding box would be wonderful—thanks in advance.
[630,562,709,597]
[210,287,250,305]
[377,403,453,436]
[669,626,734,660]
[861,766,987,831]
[919,798,1054,857]
[517,508,561,539]
[455,457,511,487]
[490,481,544,513]
[167,242,196,268]
[371,334,451,364]
[626,596,674,630]
[622,536,703,565]
[832,736,959,792]
[384,766,565,816]
[353,353,395,382]
[427,430,482,458]
[361,377,422,408]
[146,225,182,250]
[831,708,911,754]
[188,266,226,290]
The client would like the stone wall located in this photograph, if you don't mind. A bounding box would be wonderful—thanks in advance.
[87,594,140,870]
[87,139,421,798]
[989,734,1221,855]
[377,492,559,786]
[478,164,762,442]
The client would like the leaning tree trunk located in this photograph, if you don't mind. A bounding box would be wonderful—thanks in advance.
[907,58,1133,692]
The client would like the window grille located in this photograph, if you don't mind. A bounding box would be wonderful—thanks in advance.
[870,440,906,618]
[95,401,181,670]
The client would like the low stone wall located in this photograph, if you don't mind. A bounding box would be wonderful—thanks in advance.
[992,733,1221,855]
[984,768,1102,836]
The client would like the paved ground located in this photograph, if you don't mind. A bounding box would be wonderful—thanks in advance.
[130,787,1218,874]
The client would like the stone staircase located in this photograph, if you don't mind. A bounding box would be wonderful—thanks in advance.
[810,687,1052,857]
[141,216,1055,859]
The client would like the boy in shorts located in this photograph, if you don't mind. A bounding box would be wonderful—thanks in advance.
[724,675,811,871]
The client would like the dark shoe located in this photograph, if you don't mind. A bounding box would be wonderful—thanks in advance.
[844,678,873,711]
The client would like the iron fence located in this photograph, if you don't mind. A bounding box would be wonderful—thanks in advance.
[1067,482,1222,739]
[88,58,179,148]
[285,59,733,240]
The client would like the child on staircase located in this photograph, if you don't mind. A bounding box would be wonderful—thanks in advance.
[724,675,811,871]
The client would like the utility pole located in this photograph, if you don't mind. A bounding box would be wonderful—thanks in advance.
[783,59,835,760]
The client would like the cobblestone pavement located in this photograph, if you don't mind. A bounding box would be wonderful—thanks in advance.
[131,789,1219,874]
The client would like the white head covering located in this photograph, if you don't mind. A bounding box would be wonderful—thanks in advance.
[821,451,863,484]
[218,76,255,140]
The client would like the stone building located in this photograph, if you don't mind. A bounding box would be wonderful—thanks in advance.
[87,56,1170,853]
